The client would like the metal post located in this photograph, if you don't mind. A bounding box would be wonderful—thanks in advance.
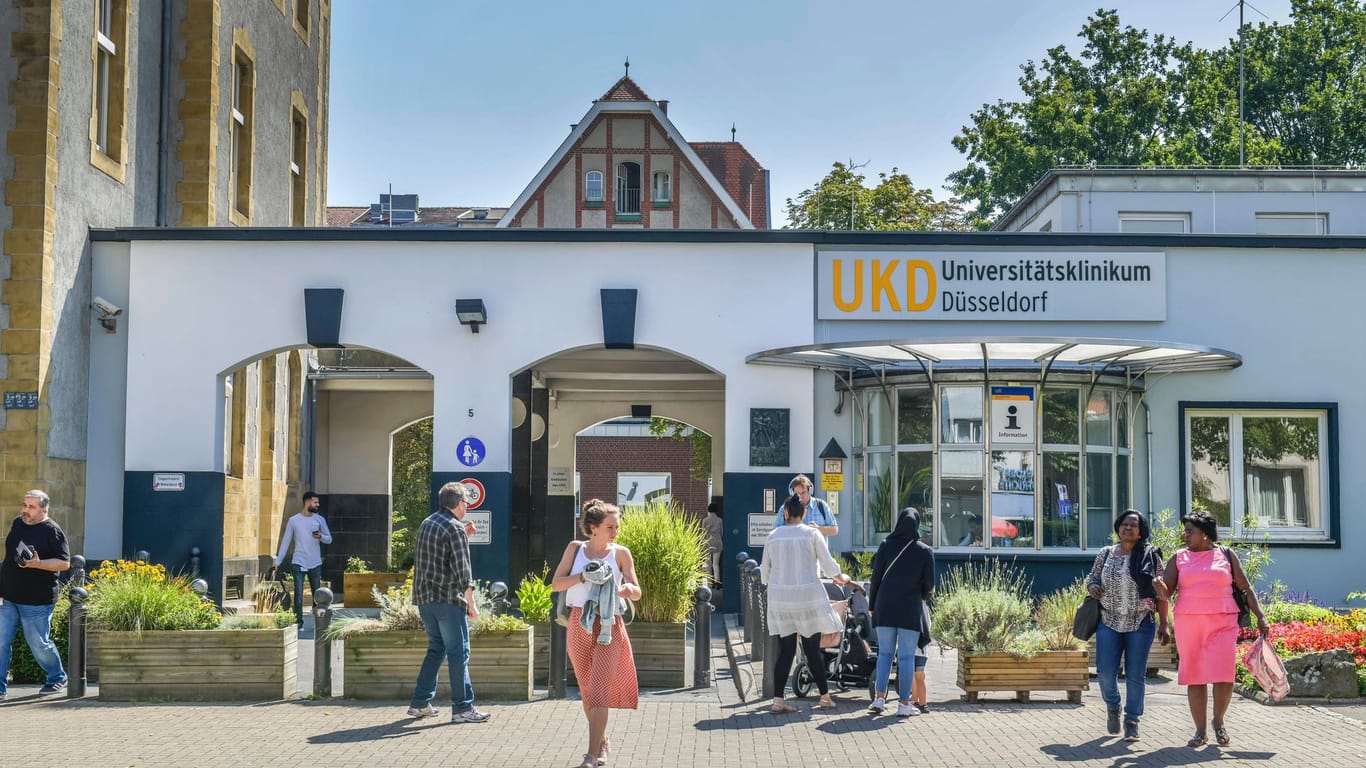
[313,587,334,698]
[734,551,748,629]
[742,559,759,644]
[489,582,509,617]
[190,546,201,579]
[548,613,567,699]
[67,585,89,699]
[191,578,209,600]
[693,585,713,689]
[69,554,86,588]
[135,549,149,563]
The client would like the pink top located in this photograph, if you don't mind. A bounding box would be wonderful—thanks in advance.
[1172,548,1238,615]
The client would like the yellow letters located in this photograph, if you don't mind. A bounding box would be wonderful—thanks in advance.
[906,259,935,311]
[832,259,863,312]
[871,260,901,311]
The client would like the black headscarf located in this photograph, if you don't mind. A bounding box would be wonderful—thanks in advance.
[1114,509,1160,599]
[887,507,921,542]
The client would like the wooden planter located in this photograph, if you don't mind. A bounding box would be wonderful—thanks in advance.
[1087,633,1177,675]
[957,649,1090,703]
[96,627,298,701]
[343,627,533,701]
[342,573,406,608]
[629,621,691,689]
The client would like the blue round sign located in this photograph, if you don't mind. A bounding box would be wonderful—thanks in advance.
[457,437,486,467]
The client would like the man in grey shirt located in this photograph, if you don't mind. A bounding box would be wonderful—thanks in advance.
[274,491,333,627]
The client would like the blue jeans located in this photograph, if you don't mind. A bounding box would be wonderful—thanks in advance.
[1096,616,1155,721]
[411,602,475,713]
[0,599,67,694]
[290,564,322,625]
[874,625,919,702]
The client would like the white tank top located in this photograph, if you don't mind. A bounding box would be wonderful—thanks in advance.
[564,543,621,608]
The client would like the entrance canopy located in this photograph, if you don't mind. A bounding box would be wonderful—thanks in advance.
[747,337,1241,380]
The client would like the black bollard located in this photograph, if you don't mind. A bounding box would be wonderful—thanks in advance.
[190,546,201,579]
[741,559,759,643]
[313,587,334,698]
[749,567,766,662]
[134,549,150,563]
[548,610,568,699]
[489,582,509,617]
[693,585,713,689]
[67,586,89,699]
[69,554,86,588]
[734,551,749,632]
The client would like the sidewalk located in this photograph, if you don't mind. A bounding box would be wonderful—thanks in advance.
[2,616,1362,767]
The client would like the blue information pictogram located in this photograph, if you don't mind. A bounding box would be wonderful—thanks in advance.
[458,437,486,467]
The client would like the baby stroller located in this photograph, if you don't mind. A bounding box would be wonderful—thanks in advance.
[791,580,882,699]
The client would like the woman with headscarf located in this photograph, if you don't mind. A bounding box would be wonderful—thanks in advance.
[865,507,935,717]
[1086,509,1170,742]
[1159,509,1268,748]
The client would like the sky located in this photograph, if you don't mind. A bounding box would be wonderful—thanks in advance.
[327,0,1294,224]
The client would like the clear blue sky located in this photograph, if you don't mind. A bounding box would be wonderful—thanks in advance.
[327,1,1292,223]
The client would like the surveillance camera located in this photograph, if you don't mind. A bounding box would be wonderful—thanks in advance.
[91,297,123,317]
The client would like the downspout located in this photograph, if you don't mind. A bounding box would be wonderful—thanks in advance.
[763,169,772,229]
[156,0,173,226]
[304,376,317,492]
[1142,399,1153,515]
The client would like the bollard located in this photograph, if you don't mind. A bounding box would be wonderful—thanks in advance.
[190,546,201,579]
[749,568,766,662]
[741,559,759,643]
[548,610,568,699]
[693,585,713,689]
[191,578,209,600]
[69,554,86,588]
[489,581,509,617]
[734,551,749,634]
[313,587,334,698]
[135,549,150,563]
[67,585,89,699]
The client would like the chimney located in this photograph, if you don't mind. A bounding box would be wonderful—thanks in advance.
[657,100,669,114]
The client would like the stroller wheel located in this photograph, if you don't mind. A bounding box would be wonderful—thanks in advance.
[791,662,814,699]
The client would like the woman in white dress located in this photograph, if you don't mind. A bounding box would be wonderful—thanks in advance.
[760,494,851,713]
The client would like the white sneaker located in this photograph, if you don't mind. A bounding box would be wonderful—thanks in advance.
[897,702,920,717]
[868,696,886,714]
[406,704,439,719]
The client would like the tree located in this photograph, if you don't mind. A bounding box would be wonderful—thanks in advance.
[390,417,433,570]
[648,417,711,482]
[785,162,966,230]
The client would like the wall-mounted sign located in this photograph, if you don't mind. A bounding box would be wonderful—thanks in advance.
[152,473,185,492]
[4,392,38,409]
[763,488,776,513]
[825,493,840,517]
[458,477,486,509]
[463,511,492,545]
[457,437,486,467]
[748,514,772,548]
[817,251,1165,321]
[990,386,1035,444]
[820,473,845,491]
[823,458,844,475]
[548,466,572,495]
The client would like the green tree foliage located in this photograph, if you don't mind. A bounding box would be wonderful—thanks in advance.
[390,417,433,571]
[949,1,1366,227]
[785,162,966,231]
[648,417,711,482]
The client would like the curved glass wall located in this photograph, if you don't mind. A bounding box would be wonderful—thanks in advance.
[855,381,1135,550]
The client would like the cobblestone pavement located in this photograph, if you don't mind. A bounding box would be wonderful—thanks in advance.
[2,636,1363,767]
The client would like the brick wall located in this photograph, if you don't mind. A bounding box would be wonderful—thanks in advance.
[575,436,709,518]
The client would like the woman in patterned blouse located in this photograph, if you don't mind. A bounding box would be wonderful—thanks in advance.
[1086,510,1171,743]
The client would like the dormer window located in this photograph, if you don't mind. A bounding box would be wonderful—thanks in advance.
[585,171,604,203]
[652,171,671,204]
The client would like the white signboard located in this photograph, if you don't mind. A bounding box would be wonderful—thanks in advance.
[748,514,773,548]
[548,466,572,495]
[817,250,1166,321]
[990,386,1035,444]
[464,511,492,545]
[152,473,185,491]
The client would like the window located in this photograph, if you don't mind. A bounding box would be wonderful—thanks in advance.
[90,0,128,178]
[230,47,255,222]
[616,162,641,214]
[1256,213,1327,235]
[1119,213,1189,233]
[617,472,670,508]
[584,171,604,203]
[652,171,671,203]
[290,108,307,226]
[1184,404,1333,541]
[293,0,310,42]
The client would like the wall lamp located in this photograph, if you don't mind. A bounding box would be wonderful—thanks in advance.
[455,299,487,333]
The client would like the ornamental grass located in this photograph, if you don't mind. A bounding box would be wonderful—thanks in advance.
[615,500,708,624]
[933,559,1034,656]
[85,559,221,632]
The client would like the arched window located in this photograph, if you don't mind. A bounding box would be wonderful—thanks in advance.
[652,171,671,203]
[584,171,604,202]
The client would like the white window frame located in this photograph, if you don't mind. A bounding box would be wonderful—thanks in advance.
[1184,407,1330,541]
[1255,213,1327,235]
[94,0,117,154]
[1118,212,1190,233]
[652,171,671,202]
[584,171,604,202]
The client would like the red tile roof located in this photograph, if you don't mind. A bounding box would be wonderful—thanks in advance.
[689,142,769,228]
[325,207,368,227]
[596,76,652,103]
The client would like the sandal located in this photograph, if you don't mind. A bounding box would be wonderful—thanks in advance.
[1187,731,1207,747]
[1214,726,1231,746]
[598,737,610,763]
[579,755,600,768]
[769,701,796,714]
[817,696,837,710]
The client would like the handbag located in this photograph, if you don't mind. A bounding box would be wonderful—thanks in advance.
[1221,547,1252,629]
[1073,596,1102,641]
[553,590,571,628]
[1242,636,1289,701]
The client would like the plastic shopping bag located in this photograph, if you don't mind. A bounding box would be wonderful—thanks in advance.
[1241,636,1290,702]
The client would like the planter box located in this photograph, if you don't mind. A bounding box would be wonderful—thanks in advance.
[343,627,533,701]
[342,573,406,608]
[629,621,691,689]
[532,621,579,687]
[957,650,1090,703]
[1087,633,1177,675]
[96,627,298,701]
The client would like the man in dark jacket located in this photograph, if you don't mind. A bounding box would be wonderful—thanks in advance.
[866,507,934,717]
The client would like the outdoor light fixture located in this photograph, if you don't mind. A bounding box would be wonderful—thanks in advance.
[456,299,487,333]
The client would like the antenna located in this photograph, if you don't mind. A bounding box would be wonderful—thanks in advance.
[1219,0,1269,167]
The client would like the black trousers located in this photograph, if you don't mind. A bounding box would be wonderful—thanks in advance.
[771,632,827,698]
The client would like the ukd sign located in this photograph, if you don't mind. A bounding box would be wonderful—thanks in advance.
[817,250,1165,321]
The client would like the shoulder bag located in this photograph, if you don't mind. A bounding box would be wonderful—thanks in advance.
[1221,546,1252,629]
[553,541,585,627]
[1073,547,1108,641]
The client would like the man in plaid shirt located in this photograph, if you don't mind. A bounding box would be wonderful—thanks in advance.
[406,481,491,723]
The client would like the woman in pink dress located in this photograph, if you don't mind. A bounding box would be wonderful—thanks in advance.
[1158,510,1268,748]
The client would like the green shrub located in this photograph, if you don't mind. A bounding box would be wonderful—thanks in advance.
[475,614,529,634]
[85,559,220,632]
[344,557,372,574]
[1263,600,1338,626]
[842,551,875,581]
[219,611,296,630]
[934,559,1034,655]
[515,565,553,623]
[8,589,70,684]
[616,500,707,623]
[1036,578,1087,651]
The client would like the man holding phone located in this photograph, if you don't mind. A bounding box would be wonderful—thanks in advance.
[274,491,333,628]
[0,489,71,699]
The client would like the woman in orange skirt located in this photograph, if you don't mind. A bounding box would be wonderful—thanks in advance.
[1159,510,1267,748]
[552,500,642,768]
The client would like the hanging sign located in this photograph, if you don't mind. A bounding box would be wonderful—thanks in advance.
[990,386,1035,444]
